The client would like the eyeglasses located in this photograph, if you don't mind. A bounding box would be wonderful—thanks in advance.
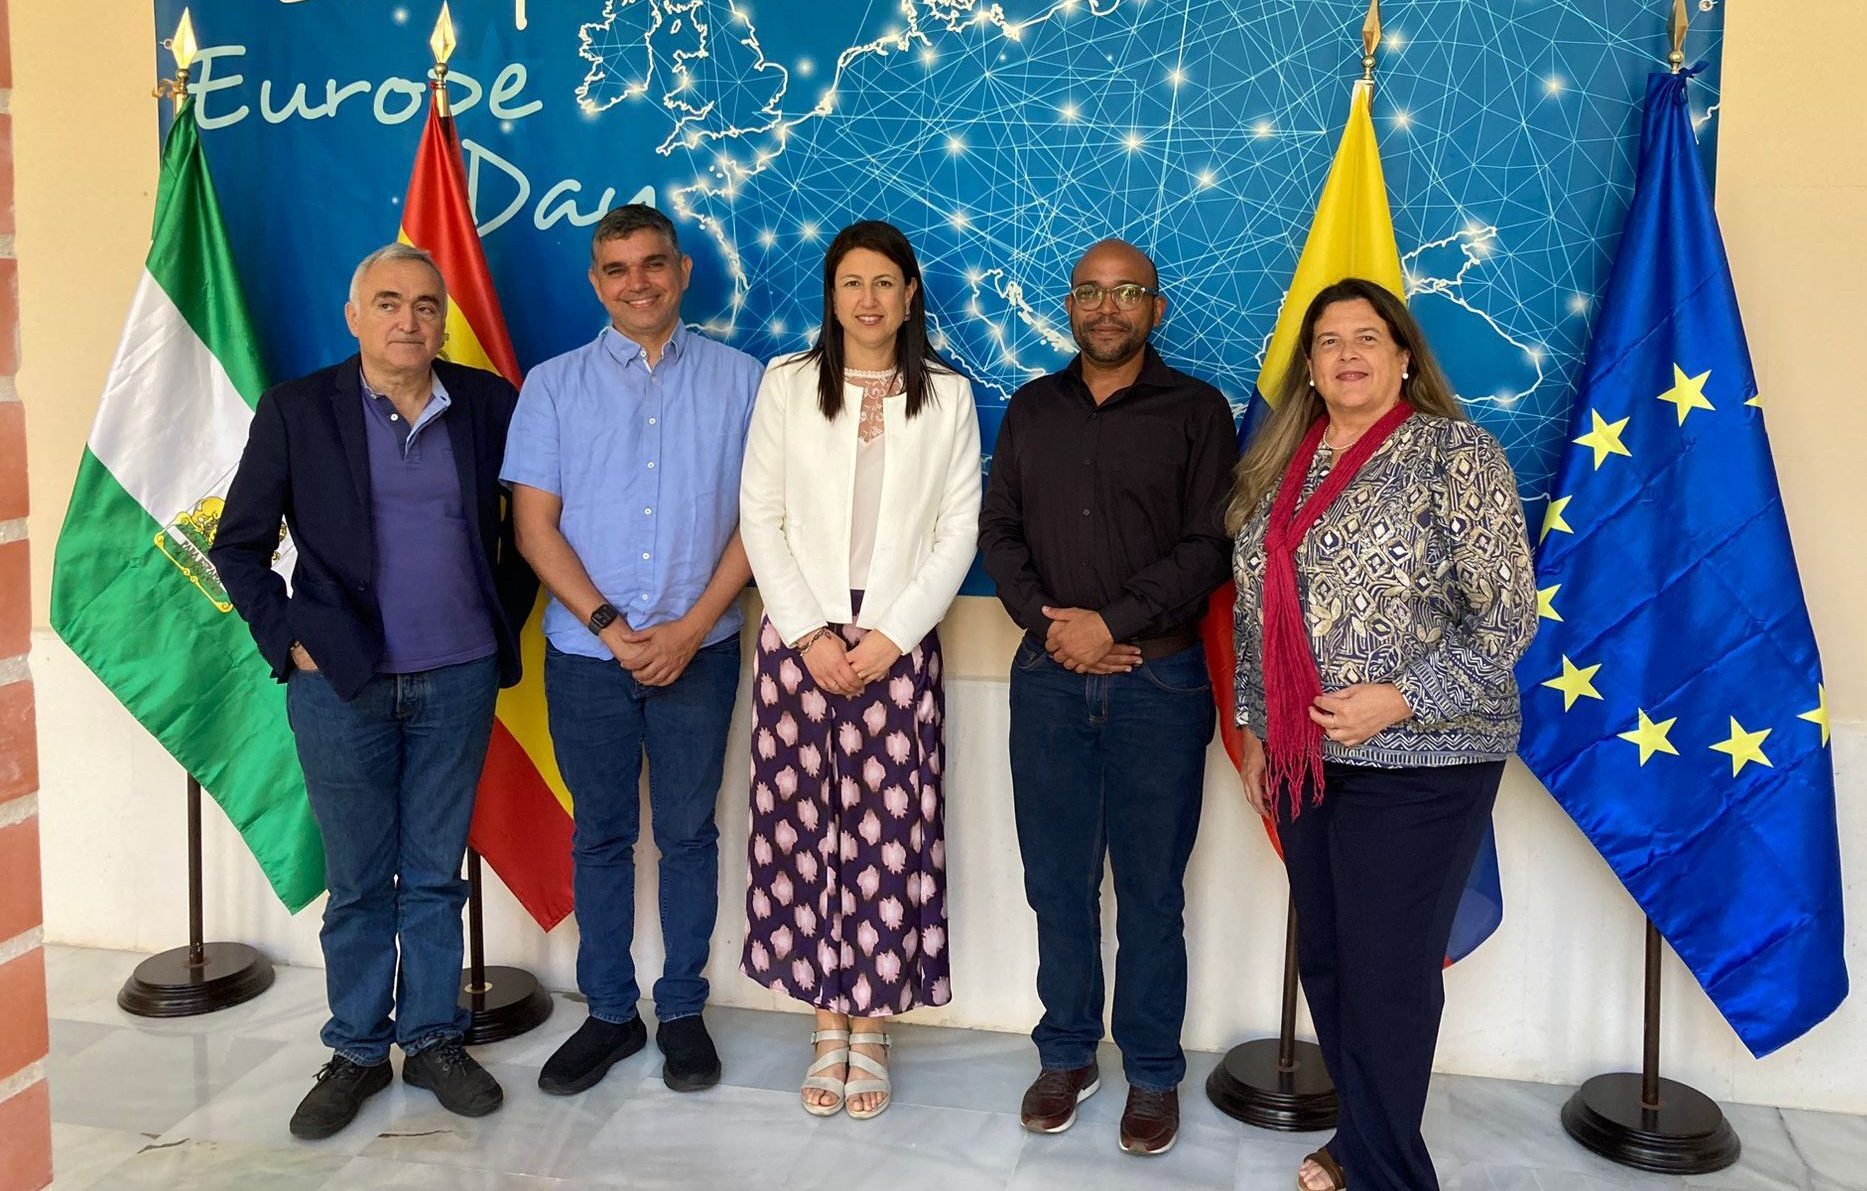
[1068,282,1162,310]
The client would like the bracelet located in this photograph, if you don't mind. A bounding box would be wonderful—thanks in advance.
[791,627,832,653]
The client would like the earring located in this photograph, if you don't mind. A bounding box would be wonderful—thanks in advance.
[1307,376,1315,387]
[1401,369,1409,380]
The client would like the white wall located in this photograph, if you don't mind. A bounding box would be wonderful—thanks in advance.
[33,622,1867,1114]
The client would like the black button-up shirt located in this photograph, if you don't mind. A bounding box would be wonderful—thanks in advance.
[979,345,1237,643]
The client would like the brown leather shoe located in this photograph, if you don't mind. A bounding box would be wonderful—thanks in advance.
[1118,1086,1179,1156]
[1019,1063,1100,1133]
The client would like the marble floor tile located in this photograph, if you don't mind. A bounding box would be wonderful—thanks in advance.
[1694,1101,1811,1191]
[45,947,316,1040]
[43,945,147,1011]
[318,1156,590,1189]
[47,1122,150,1190]
[47,1025,283,1135]
[37,945,1867,1191]
[566,1081,824,1188]
[184,963,334,1044]
[847,1017,1036,1116]
[1232,1131,1325,1190]
[49,1019,126,1065]
[784,1100,1029,1191]
[156,1041,423,1158]
[699,1001,858,1099]
[1782,1107,1867,1190]
[357,1059,645,1180]
[86,1136,349,1191]
[1434,1072,1654,1185]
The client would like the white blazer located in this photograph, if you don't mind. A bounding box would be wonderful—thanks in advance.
[740,352,982,650]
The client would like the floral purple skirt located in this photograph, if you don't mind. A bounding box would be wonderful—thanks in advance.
[741,606,951,1016]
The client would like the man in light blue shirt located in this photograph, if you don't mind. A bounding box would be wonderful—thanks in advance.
[502,204,762,1096]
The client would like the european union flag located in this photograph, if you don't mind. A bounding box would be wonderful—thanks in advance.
[1516,69,1845,1057]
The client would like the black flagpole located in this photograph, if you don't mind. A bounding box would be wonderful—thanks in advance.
[118,775,274,1016]
[1560,917,1740,1173]
[1205,897,1338,1130]
[457,846,553,1043]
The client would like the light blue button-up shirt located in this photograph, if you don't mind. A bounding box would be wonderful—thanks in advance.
[502,322,764,659]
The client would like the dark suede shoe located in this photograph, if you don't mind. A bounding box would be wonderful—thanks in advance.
[1019,1063,1101,1133]
[538,1014,647,1096]
[401,1039,504,1117]
[656,1015,722,1092]
[1118,1086,1179,1156]
[289,1055,392,1140]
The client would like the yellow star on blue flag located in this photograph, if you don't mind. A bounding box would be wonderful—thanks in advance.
[1574,409,1632,469]
[1656,364,1715,424]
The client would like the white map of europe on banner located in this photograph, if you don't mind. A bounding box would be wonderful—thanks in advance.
[153,0,1725,591]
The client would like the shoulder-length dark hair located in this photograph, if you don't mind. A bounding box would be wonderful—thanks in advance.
[1225,277,1463,533]
[797,220,951,421]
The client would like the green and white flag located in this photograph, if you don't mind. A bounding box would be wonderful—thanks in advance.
[50,99,324,910]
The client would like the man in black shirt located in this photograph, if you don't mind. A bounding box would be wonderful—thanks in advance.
[980,239,1235,1157]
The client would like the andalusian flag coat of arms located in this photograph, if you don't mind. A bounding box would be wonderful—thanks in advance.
[50,95,325,910]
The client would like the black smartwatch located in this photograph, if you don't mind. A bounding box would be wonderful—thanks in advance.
[586,602,620,635]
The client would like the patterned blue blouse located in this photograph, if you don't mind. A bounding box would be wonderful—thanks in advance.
[1232,413,1539,767]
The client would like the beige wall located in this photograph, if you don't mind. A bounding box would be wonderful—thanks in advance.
[17,4,157,626]
[1715,4,1867,718]
[16,4,1865,703]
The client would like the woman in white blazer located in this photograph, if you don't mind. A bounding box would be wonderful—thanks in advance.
[738,220,981,1121]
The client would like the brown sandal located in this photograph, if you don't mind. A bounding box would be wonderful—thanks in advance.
[1299,1149,1347,1190]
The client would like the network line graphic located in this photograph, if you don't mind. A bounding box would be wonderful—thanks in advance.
[577,0,1724,508]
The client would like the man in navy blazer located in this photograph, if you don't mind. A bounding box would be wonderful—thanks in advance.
[212,243,537,1140]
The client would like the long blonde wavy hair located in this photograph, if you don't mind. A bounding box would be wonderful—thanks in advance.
[1224,278,1464,534]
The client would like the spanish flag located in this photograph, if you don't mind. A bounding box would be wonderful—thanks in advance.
[399,83,576,929]
[1199,80,1503,960]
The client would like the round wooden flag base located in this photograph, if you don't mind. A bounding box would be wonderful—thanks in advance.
[1205,1036,1339,1132]
[460,965,554,1046]
[117,942,275,1018]
[1562,1072,1740,1174]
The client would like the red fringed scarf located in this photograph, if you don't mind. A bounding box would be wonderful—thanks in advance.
[1261,401,1415,815]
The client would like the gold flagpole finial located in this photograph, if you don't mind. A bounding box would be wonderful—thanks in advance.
[1361,0,1382,83]
[154,8,198,111]
[1667,0,1689,73]
[430,1,458,116]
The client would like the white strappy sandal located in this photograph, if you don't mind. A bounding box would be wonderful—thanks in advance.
[802,1028,850,1117]
[844,1031,892,1120]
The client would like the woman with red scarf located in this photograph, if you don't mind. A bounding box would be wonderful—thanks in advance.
[1229,278,1538,1191]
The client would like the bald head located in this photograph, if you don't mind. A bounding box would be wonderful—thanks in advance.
[1070,238,1158,289]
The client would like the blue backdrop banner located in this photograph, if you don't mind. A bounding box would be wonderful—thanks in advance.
[152,0,1724,594]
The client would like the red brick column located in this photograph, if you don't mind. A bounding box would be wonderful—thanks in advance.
[0,0,50,1186]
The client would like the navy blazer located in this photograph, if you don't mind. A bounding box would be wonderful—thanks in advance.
[212,355,539,702]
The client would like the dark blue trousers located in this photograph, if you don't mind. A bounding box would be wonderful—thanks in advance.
[1008,641,1214,1091]
[1280,759,1505,1191]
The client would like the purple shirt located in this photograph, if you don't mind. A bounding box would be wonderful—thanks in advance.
[361,371,497,674]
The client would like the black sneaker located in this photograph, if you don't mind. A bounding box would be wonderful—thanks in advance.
[656,1015,722,1092]
[401,1038,504,1117]
[289,1055,392,1140]
[538,1014,647,1096]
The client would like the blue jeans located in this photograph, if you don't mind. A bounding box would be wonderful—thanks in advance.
[286,655,499,1065]
[544,638,740,1023]
[1008,641,1214,1091]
